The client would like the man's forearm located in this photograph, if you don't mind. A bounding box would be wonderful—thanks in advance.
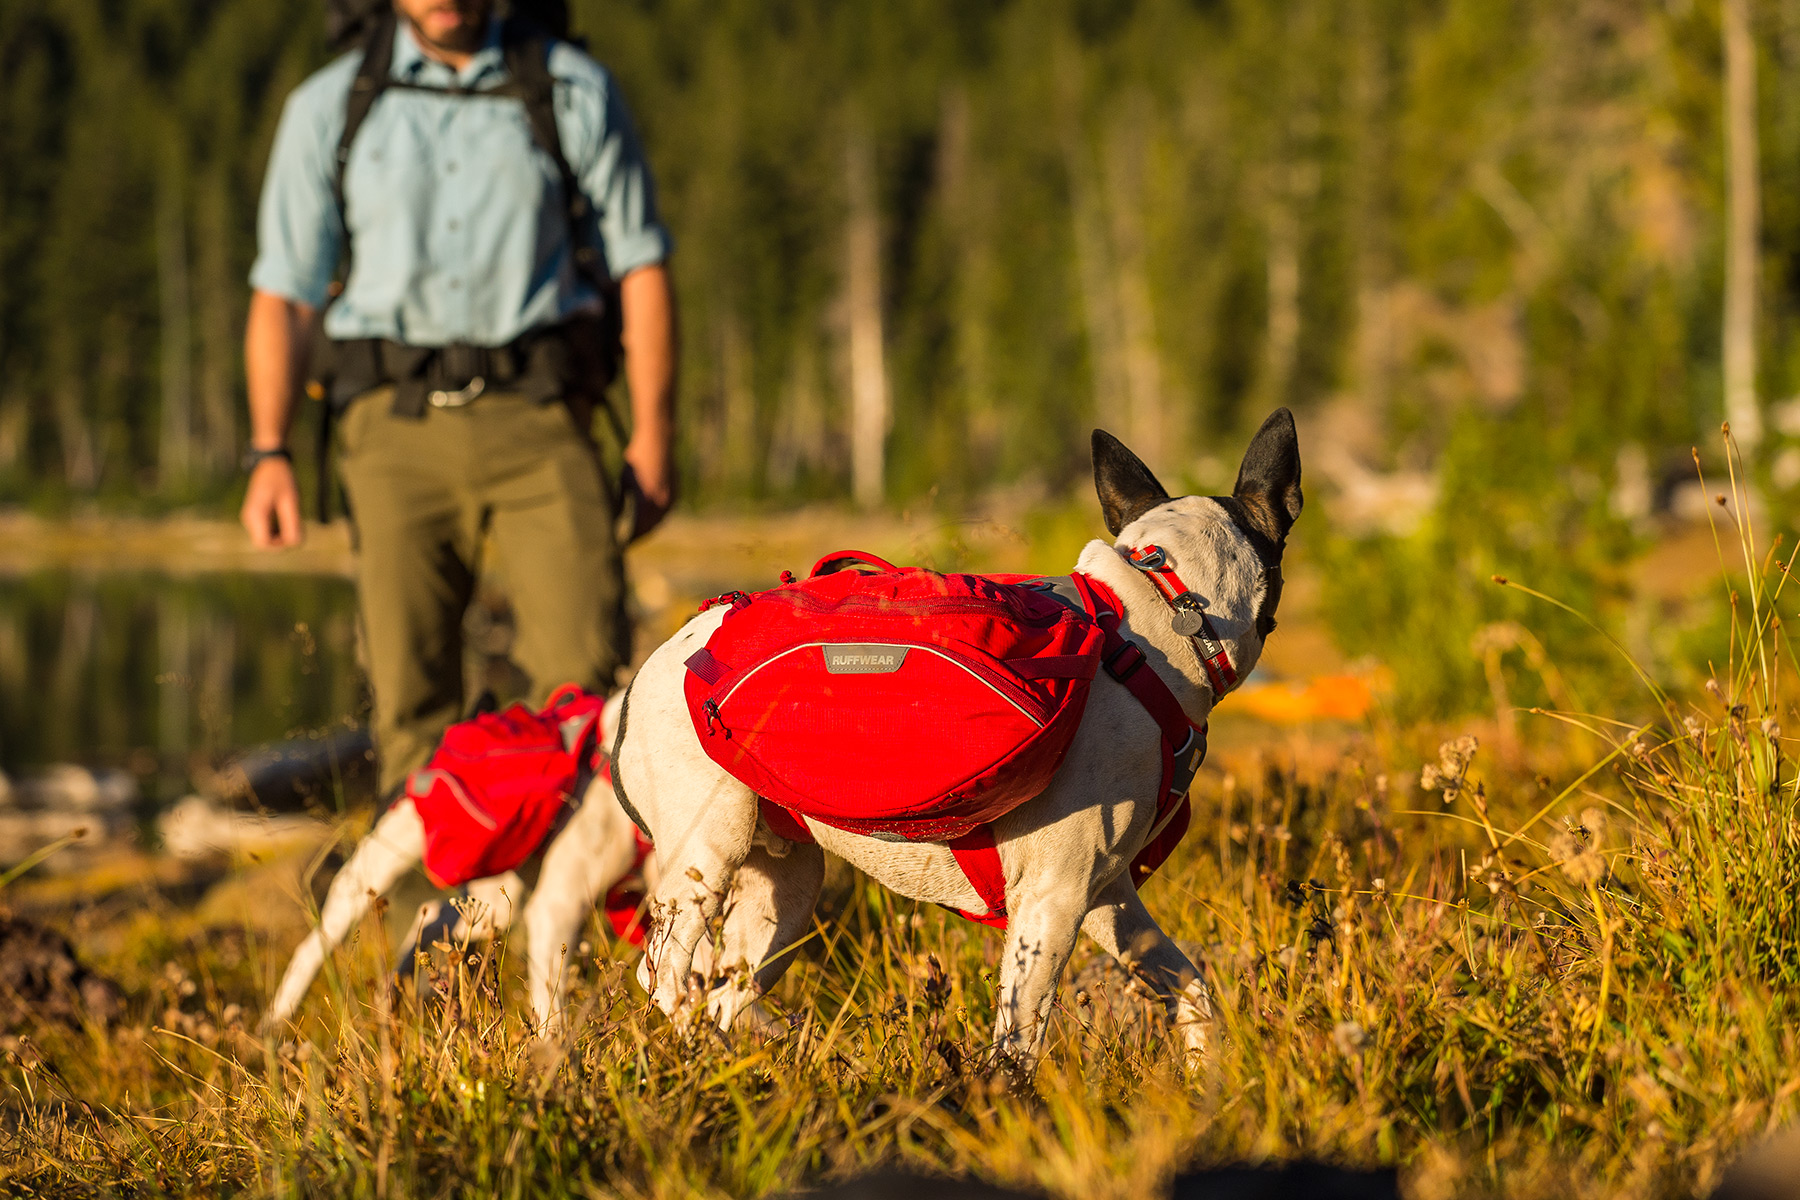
[245,288,316,451]
[240,288,313,548]
[620,264,677,462]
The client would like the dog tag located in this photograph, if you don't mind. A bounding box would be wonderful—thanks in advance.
[822,644,909,674]
[1170,593,1208,638]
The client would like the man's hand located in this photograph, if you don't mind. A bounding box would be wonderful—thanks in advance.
[620,264,678,540]
[241,457,305,547]
[242,288,316,549]
[622,434,676,540]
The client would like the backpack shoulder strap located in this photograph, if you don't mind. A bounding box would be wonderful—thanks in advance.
[334,13,397,230]
[501,23,606,289]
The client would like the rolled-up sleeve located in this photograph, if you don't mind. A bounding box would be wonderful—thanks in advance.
[249,75,346,307]
[568,62,672,280]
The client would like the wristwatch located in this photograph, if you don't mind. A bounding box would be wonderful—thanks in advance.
[241,446,293,473]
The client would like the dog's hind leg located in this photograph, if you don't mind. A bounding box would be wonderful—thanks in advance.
[264,799,426,1030]
[990,886,1090,1075]
[632,782,759,1022]
[1080,874,1213,1060]
[524,779,645,1037]
[612,609,757,1023]
[706,839,824,1032]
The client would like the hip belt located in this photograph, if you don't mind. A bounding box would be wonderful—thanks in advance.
[323,326,578,419]
[307,313,623,523]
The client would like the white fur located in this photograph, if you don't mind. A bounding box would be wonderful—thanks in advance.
[616,469,1289,1072]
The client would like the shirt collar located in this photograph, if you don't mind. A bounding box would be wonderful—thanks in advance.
[391,17,507,88]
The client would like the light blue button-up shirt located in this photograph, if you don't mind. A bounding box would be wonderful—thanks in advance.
[250,20,671,348]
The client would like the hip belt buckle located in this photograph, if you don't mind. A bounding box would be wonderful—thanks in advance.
[429,376,486,408]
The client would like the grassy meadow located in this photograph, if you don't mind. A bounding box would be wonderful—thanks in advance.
[8,0,1800,1191]
[1,496,1798,1200]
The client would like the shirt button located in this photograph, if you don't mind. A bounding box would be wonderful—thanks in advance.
[448,219,460,231]
[446,161,458,173]
[448,279,461,290]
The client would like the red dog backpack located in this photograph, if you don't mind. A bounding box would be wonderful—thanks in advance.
[682,552,1109,842]
[406,684,608,888]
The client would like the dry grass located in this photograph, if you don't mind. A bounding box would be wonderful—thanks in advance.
[3,690,1796,1199]
[4,487,1799,1197]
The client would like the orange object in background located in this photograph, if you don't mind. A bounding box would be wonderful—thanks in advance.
[1229,673,1379,724]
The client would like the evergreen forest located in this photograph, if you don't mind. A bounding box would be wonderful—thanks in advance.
[5,0,1799,712]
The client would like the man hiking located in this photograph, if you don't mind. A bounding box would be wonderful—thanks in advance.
[239,0,676,801]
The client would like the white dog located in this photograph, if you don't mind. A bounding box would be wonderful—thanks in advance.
[611,412,1302,1069]
[265,763,660,1035]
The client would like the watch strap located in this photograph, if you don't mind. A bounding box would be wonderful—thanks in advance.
[242,446,293,474]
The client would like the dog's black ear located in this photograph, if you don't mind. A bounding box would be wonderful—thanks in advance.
[1092,429,1171,536]
[1232,408,1304,544]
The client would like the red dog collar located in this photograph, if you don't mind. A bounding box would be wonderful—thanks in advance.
[1124,543,1241,697]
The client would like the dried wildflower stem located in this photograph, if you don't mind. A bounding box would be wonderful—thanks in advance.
[1718,426,1773,705]
[1499,735,1640,851]
[1578,882,1615,1088]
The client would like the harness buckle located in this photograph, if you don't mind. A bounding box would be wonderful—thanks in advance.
[429,376,486,408]
[1103,639,1145,682]
[1127,544,1167,569]
[1168,724,1208,801]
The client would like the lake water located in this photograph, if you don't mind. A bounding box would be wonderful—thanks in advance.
[0,571,365,804]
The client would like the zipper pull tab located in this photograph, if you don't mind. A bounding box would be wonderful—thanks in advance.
[702,698,729,739]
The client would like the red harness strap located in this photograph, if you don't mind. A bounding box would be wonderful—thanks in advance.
[945,572,1205,926]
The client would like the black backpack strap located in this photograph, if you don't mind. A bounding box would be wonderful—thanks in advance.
[500,24,608,290]
[335,14,396,234]
[501,23,624,400]
[313,16,394,524]
[335,14,396,230]
[322,16,622,433]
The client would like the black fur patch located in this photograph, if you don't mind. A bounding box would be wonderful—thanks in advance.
[609,679,651,840]
[1214,496,1286,640]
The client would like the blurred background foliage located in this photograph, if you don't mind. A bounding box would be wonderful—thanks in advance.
[1,0,1794,719]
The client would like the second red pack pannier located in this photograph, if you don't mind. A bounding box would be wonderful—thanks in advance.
[406,684,607,888]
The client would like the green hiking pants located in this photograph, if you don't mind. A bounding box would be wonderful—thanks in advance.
[336,386,628,797]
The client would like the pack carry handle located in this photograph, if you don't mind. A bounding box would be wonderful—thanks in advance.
[808,550,901,578]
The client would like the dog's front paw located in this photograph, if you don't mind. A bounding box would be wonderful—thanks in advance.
[1174,980,1216,1066]
[638,951,707,1025]
[703,962,765,1032]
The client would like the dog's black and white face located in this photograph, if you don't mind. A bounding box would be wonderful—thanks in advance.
[1091,409,1303,698]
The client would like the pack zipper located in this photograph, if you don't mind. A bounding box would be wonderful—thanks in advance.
[715,641,1049,728]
